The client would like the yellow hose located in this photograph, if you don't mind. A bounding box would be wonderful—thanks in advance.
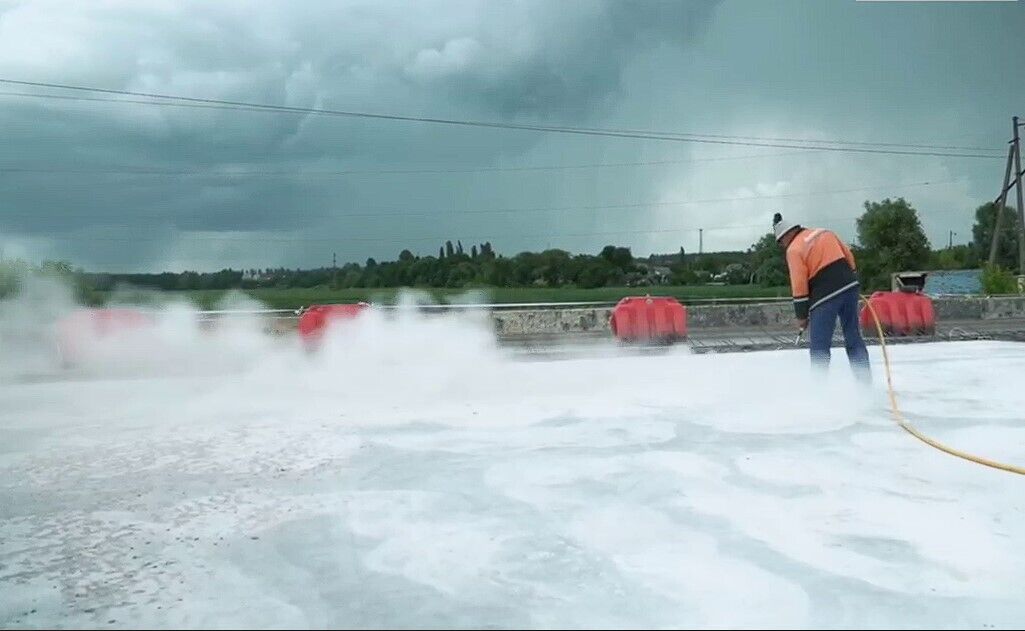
[860,295,1025,476]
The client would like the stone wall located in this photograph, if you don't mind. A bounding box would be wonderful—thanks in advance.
[934,296,1025,321]
[491,307,613,337]
[685,303,791,329]
[255,296,1025,338]
[490,295,1025,337]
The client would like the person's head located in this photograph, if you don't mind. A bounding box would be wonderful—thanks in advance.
[772,212,801,248]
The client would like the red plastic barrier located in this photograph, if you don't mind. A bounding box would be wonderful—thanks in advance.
[55,308,154,365]
[298,303,370,345]
[609,296,687,344]
[859,291,936,337]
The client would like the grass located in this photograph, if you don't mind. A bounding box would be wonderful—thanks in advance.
[93,285,790,310]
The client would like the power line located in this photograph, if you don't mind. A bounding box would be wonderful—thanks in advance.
[1,178,962,221]
[0,90,280,115]
[0,150,823,178]
[0,79,1005,159]
[0,89,1001,155]
[551,124,1001,153]
[4,88,1000,157]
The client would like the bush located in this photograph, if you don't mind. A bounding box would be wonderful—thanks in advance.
[981,264,1018,295]
[0,260,30,299]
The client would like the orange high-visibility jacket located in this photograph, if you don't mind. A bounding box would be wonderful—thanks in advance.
[785,227,859,320]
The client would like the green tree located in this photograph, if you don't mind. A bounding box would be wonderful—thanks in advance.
[722,262,750,285]
[856,198,931,289]
[929,245,976,271]
[483,257,514,286]
[669,264,697,285]
[599,245,634,271]
[981,264,1018,294]
[577,261,613,288]
[0,259,30,298]
[536,249,571,286]
[971,202,1019,271]
[38,260,74,277]
[176,271,200,290]
[341,270,361,288]
[747,233,789,287]
[446,262,475,288]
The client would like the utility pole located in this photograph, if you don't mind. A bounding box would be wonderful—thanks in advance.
[948,230,955,249]
[699,228,703,255]
[332,252,337,289]
[989,143,1015,266]
[1014,116,1025,274]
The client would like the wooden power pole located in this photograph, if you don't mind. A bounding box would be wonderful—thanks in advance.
[1014,116,1025,274]
[989,144,1014,266]
[988,117,1025,270]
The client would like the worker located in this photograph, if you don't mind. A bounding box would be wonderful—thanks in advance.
[773,212,870,381]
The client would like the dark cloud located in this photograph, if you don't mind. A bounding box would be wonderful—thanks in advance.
[400,0,717,118]
[0,0,1021,271]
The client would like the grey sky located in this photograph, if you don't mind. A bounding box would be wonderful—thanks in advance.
[0,0,1022,272]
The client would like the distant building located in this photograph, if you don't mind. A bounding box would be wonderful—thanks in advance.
[629,263,672,286]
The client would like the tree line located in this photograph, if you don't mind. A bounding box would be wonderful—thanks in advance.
[1,198,1021,299]
[748,199,1019,292]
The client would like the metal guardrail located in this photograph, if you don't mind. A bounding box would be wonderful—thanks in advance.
[192,296,793,317]
[193,308,298,315]
[86,292,1025,324]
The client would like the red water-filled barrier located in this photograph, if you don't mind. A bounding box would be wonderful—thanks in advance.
[298,303,370,347]
[55,308,155,366]
[859,291,936,337]
[609,296,687,344]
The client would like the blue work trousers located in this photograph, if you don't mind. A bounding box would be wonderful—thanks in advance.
[808,286,871,382]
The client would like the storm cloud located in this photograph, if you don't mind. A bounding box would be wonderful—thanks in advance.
[0,0,1021,271]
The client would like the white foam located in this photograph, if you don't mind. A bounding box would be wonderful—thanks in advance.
[2,281,1025,628]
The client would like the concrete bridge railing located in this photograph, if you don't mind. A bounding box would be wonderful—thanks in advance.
[491,296,1025,337]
